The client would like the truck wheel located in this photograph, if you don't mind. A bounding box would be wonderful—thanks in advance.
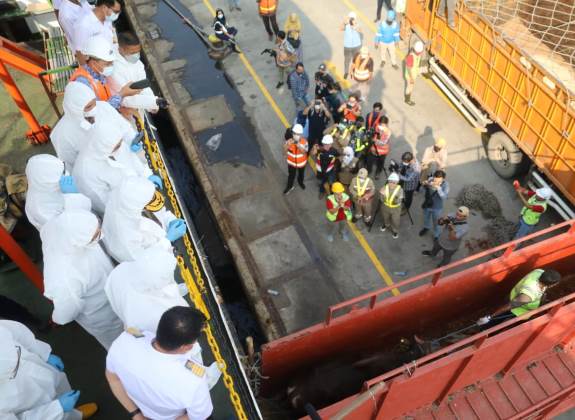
[487,131,526,179]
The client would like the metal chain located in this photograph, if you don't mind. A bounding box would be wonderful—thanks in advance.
[138,116,247,419]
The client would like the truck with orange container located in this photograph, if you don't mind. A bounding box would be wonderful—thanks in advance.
[402,0,575,220]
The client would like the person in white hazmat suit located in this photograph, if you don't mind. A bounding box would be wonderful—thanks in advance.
[25,154,91,231]
[102,176,186,262]
[72,110,155,214]
[51,84,136,171]
[0,320,97,419]
[40,209,123,349]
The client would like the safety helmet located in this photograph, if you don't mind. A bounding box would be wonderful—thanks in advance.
[348,11,357,19]
[322,135,334,145]
[331,182,345,193]
[144,190,166,212]
[292,124,304,135]
[435,137,447,148]
[84,35,115,61]
[388,172,400,183]
[414,41,424,54]
[536,187,552,200]
[387,10,396,21]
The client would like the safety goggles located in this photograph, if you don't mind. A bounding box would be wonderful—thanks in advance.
[145,190,165,212]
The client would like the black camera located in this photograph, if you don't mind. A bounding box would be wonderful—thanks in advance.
[388,159,399,174]
[261,48,277,58]
[438,216,465,226]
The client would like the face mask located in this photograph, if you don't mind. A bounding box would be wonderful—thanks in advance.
[402,161,409,166]
[124,52,140,64]
[217,13,223,19]
[101,65,114,77]
[106,11,120,22]
[314,105,321,111]
[293,134,301,141]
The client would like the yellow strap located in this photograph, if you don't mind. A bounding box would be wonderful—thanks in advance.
[384,184,401,207]
[356,177,369,197]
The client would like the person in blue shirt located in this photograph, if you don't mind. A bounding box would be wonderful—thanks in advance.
[341,12,363,79]
[375,10,400,69]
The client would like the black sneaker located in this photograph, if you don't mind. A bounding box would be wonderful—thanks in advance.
[344,72,348,80]
[298,182,306,190]
[283,186,295,195]
[419,228,429,236]
[392,233,399,239]
[276,82,284,89]
[422,250,432,256]
[392,64,399,70]
[380,225,387,232]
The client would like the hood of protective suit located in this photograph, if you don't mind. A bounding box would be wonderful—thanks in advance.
[0,327,18,382]
[87,103,132,158]
[113,177,156,216]
[41,209,100,254]
[133,246,177,291]
[62,82,96,123]
[25,154,64,192]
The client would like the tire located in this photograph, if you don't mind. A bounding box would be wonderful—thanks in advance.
[487,131,527,179]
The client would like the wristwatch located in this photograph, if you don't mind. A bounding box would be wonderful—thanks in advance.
[129,408,141,418]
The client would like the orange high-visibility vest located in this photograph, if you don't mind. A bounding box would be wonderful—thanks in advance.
[258,0,277,16]
[352,55,371,82]
[286,138,308,168]
[69,66,111,101]
[370,126,391,156]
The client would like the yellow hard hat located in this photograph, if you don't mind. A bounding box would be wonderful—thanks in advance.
[331,182,345,193]
[435,137,446,148]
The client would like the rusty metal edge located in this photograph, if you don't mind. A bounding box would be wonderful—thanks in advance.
[123,0,283,342]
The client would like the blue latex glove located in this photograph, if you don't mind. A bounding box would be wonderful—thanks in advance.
[47,354,64,371]
[148,174,163,190]
[130,142,143,153]
[166,219,187,241]
[58,390,80,412]
[59,176,78,194]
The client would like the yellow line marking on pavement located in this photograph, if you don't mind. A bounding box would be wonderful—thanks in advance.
[341,0,483,133]
[324,60,351,90]
[200,0,398,291]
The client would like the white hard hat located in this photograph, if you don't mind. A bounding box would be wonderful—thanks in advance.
[292,124,304,135]
[388,172,400,183]
[322,135,334,145]
[348,11,357,19]
[414,41,424,54]
[536,187,552,200]
[84,35,115,62]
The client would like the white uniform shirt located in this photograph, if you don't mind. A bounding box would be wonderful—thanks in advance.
[107,332,213,420]
[58,0,92,52]
[72,10,116,54]
[109,52,159,115]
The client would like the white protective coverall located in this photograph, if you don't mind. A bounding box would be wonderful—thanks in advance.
[24,154,91,231]
[51,85,136,171]
[40,210,123,349]
[0,320,82,420]
[105,246,204,363]
[102,176,174,262]
[109,52,159,117]
[72,112,151,214]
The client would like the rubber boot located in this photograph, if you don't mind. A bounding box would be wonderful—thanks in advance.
[405,94,415,106]
[77,403,98,419]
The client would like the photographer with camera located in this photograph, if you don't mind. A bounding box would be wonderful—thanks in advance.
[398,151,420,211]
[351,117,370,167]
[314,64,335,100]
[366,115,391,180]
[303,100,331,149]
[274,31,297,90]
[341,12,363,79]
[379,172,403,239]
[422,206,469,267]
[338,94,362,123]
[419,170,449,238]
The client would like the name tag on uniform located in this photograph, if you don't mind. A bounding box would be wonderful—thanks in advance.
[185,360,206,377]
[126,327,144,338]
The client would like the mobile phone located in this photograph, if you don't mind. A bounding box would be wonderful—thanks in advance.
[130,79,151,90]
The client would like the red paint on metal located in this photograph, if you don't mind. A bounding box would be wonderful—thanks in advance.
[0,225,43,292]
[263,220,575,418]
